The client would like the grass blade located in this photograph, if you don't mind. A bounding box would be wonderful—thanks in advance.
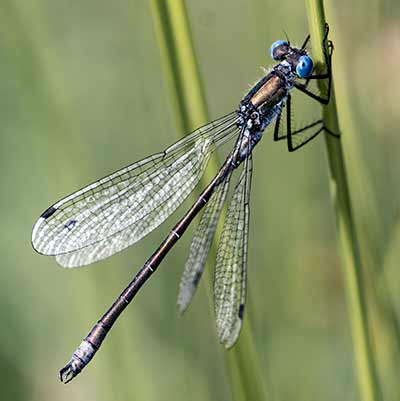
[304,2,383,401]
[149,1,267,400]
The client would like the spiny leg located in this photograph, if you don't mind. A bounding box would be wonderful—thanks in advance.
[294,24,334,105]
[273,94,339,151]
[273,112,284,142]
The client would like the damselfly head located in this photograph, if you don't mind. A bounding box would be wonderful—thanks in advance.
[270,40,314,79]
[270,40,290,61]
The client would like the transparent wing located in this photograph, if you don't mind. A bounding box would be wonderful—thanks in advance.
[177,170,232,314]
[214,154,252,348]
[32,113,239,267]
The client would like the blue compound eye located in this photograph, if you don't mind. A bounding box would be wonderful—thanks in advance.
[296,55,313,78]
[270,40,289,60]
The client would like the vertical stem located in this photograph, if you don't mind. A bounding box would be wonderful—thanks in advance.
[149,1,266,400]
[304,2,382,401]
[149,0,209,136]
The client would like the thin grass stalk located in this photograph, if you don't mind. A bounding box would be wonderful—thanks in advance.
[2,2,129,393]
[324,4,400,397]
[304,1,382,401]
[0,0,122,391]
[149,1,266,400]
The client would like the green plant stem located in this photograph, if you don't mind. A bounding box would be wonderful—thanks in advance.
[305,2,382,401]
[149,1,266,400]
[325,4,400,398]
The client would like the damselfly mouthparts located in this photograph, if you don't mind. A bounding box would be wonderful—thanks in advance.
[32,24,338,383]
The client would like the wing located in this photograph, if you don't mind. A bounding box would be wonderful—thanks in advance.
[32,113,239,267]
[177,170,232,314]
[214,154,252,348]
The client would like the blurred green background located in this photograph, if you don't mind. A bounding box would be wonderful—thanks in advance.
[1,0,399,400]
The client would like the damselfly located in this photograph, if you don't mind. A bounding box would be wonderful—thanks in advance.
[32,24,338,383]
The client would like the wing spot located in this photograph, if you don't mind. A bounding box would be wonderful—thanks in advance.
[41,206,57,219]
[192,271,202,287]
[64,219,78,231]
[238,303,245,319]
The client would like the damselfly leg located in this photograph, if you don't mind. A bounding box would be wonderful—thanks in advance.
[273,24,339,151]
